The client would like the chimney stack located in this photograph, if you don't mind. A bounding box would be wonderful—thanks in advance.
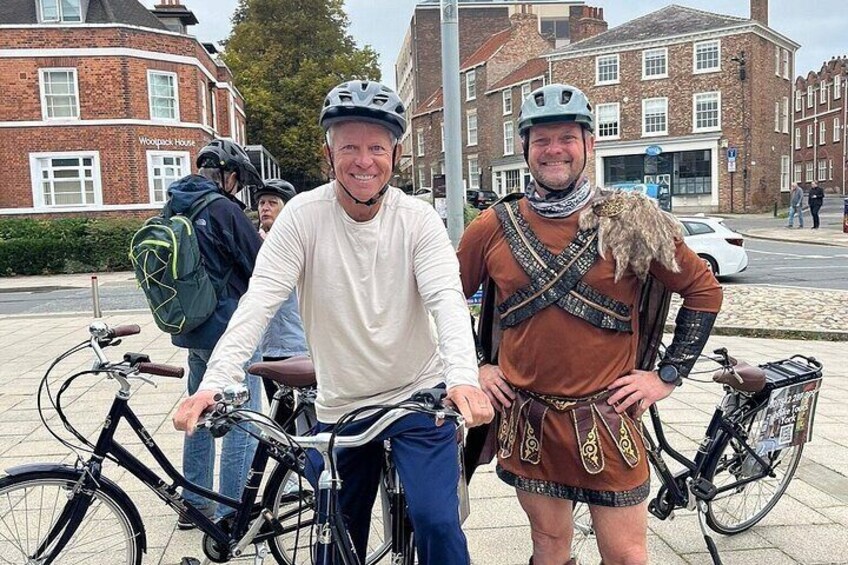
[569,5,608,44]
[750,0,768,26]
[150,0,199,34]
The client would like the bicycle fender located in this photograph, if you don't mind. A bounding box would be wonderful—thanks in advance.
[3,463,148,555]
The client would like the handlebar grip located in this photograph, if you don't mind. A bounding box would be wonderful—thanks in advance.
[110,324,141,338]
[137,362,184,378]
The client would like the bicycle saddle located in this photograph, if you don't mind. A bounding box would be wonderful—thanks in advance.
[248,356,316,388]
[712,361,766,393]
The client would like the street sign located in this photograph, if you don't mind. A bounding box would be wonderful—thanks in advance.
[727,147,738,159]
[646,145,662,156]
[728,159,737,172]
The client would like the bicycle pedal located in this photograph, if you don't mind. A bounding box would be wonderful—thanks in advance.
[691,478,717,501]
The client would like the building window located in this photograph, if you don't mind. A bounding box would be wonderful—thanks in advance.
[693,92,720,132]
[521,82,532,101]
[540,17,570,47]
[417,167,426,189]
[504,169,521,193]
[148,71,179,121]
[793,163,802,182]
[807,85,813,108]
[820,81,827,103]
[783,49,790,79]
[642,48,667,80]
[774,45,781,76]
[596,103,620,139]
[835,117,841,142]
[503,90,512,115]
[40,0,82,22]
[468,156,480,189]
[819,120,826,145]
[596,54,619,85]
[795,90,801,112]
[642,97,668,136]
[416,129,424,157]
[794,127,801,149]
[440,121,445,152]
[503,121,515,155]
[781,155,790,191]
[807,124,813,147]
[782,97,789,133]
[835,75,842,100]
[147,151,189,204]
[693,40,720,73]
[817,159,827,181]
[467,111,478,146]
[466,69,476,101]
[829,158,834,180]
[31,152,101,208]
[199,82,208,127]
[805,161,813,181]
[39,69,79,120]
[675,150,712,195]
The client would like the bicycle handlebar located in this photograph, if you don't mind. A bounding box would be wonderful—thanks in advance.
[137,362,184,379]
[110,324,141,338]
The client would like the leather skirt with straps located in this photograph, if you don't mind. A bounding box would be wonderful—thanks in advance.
[495,387,651,507]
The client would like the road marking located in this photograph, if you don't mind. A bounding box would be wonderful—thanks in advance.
[770,265,848,271]
[747,249,848,259]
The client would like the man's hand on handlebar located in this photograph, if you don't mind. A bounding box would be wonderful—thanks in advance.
[173,390,220,434]
[445,384,494,428]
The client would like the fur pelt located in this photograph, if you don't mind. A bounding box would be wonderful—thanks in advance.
[579,188,683,282]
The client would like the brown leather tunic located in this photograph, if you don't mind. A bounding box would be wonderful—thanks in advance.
[457,198,723,497]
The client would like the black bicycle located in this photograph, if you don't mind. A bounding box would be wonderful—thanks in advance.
[0,322,464,564]
[571,348,823,565]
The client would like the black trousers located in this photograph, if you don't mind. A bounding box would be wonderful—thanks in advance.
[810,204,822,228]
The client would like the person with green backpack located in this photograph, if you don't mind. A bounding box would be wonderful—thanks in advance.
[132,138,264,528]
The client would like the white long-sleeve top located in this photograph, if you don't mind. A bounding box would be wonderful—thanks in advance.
[200,183,479,422]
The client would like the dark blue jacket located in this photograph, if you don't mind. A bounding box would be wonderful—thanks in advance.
[166,174,262,350]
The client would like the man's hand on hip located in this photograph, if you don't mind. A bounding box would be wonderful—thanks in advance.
[479,363,515,411]
[173,389,220,434]
[445,384,494,428]
[606,369,676,419]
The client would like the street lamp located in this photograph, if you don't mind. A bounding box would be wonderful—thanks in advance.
[731,51,749,212]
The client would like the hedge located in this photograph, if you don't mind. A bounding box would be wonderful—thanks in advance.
[0,217,145,276]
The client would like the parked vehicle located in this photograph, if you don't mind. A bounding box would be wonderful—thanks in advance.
[466,190,498,210]
[679,215,749,277]
[611,181,671,212]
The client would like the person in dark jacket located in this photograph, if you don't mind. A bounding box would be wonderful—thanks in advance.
[167,139,264,529]
[808,181,825,229]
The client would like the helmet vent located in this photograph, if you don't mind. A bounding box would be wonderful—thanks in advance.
[533,92,545,106]
[561,91,572,105]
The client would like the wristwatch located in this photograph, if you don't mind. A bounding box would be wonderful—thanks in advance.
[657,364,682,387]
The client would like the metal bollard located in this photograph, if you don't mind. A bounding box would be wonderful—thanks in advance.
[91,275,102,318]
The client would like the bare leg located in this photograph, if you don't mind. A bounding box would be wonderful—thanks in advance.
[516,489,575,565]
[590,502,648,565]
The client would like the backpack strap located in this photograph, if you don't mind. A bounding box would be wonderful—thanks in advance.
[184,192,234,298]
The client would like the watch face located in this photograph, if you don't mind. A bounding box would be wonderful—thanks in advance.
[659,365,678,383]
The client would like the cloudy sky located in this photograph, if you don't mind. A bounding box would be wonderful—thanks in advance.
[143,0,844,86]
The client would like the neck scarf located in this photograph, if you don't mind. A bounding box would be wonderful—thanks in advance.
[525,176,593,218]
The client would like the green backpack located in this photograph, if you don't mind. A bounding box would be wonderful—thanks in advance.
[130,193,228,335]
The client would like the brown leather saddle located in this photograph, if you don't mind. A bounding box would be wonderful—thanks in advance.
[712,359,767,393]
[248,355,316,388]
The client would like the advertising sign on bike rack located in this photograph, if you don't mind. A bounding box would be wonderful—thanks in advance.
[755,378,822,453]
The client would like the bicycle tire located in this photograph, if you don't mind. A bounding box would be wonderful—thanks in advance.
[703,401,804,535]
[0,470,142,565]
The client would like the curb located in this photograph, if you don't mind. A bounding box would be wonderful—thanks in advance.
[737,231,848,248]
[670,324,848,342]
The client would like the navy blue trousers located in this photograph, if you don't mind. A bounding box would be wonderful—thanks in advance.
[305,412,470,565]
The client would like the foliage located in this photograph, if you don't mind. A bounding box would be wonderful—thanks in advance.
[0,218,144,276]
[464,205,481,227]
[224,0,382,188]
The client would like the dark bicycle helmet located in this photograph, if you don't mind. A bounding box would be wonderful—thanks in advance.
[196,139,263,189]
[256,179,297,203]
[518,84,594,135]
[319,80,407,140]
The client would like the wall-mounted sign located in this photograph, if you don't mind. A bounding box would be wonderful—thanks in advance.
[727,147,738,159]
[138,136,197,149]
[645,145,662,156]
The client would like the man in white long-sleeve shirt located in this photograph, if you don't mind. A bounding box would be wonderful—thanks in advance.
[173,80,493,564]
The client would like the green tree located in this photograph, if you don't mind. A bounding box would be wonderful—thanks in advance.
[224,0,381,187]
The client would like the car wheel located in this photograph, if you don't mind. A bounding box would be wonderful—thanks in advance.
[699,254,719,276]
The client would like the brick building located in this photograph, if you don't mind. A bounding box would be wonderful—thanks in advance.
[793,57,848,196]
[0,0,249,217]
[547,0,799,212]
[395,0,600,188]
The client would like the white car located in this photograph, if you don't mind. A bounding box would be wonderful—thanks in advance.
[678,216,749,277]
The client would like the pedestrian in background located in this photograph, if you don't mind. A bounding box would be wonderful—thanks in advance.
[786,182,804,228]
[808,181,825,229]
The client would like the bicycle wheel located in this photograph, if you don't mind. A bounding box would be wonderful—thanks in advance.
[571,502,599,563]
[703,402,804,534]
[0,470,142,564]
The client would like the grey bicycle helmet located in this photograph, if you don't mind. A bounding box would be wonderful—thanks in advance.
[196,139,263,189]
[518,84,594,135]
[256,179,297,203]
[319,80,407,140]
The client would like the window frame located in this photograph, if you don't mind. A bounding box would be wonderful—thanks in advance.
[774,102,780,133]
[466,69,477,101]
[829,158,834,180]
[693,40,721,74]
[835,117,841,142]
[819,120,826,145]
[38,68,80,121]
[642,47,668,80]
[805,161,813,182]
[596,102,620,140]
[782,49,790,79]
[807,85,813,108]
[29,151,103,209]
[440,120,445,153]
[793,163,802,183]
[817,159,827,181]
[521,82,532,101]
[147,70,180,122]
[642,97,668,137]
[146,151,190,204]
[416,129,425,157]
[774,45,781,77]
[466,110,478,147]
[595,54,620,85]
[806,123,813,147]
[835,75,842,100]
[782,96,789,133]
[794,127,800,150]
[795,90,801,112]
[502,90,512,115]
[693,92,721,133]
[468,155,480,189]
[780,155,790,191]
[503,121,515,156]
[819,81,827,104]
[40,0,82,23]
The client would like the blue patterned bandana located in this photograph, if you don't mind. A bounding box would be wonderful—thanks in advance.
[525,177,593,218]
